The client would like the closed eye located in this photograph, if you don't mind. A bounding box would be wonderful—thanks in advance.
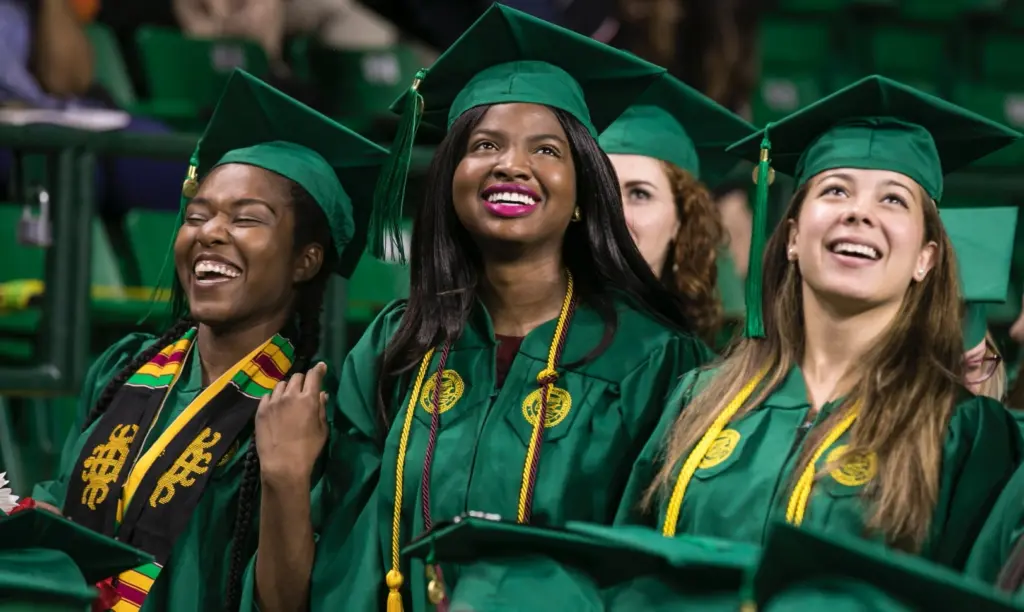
[185,214,207,225]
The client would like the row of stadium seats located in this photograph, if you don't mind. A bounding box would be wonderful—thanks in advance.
[777,0,1024,22]
[86,24,422,134]
[752,15,1024,166]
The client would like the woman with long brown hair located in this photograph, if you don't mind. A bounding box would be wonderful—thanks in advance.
[599,73,755,344]
[617,75,1023,570]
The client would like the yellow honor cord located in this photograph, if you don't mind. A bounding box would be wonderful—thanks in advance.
[662,366,769,537]
[785,406,859,525]
[516,273,575,524]
[387,348,436,612]
[661,366,859,536]
[385,271,576,607]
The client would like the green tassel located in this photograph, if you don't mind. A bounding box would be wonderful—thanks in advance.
[369,69,427,264]
[141,153,199,324]
[743,126,774,339]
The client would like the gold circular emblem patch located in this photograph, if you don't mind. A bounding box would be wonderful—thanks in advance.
[698,429,741,469]
[522,386,572,428]
[827,445,877,487]
[419,369,465,414]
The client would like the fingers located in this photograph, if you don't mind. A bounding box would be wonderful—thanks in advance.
[286,370,305,394]
[303,362,328,395]
[319,392,328,427]
[270,379,287,400]
[34,501,63,516]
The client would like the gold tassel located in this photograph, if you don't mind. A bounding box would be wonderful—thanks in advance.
[386,569,404,612]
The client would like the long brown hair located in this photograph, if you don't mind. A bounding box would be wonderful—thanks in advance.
[661,161,725,343]
[646,181,964,551]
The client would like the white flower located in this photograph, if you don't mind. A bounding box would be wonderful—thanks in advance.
[0,472,19,514]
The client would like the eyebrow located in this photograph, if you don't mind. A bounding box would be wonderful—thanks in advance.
[471,128,569,146]
[882,179,913,193]
[817,172,854,184]
[624,179,659,191]
[188,197,278,216]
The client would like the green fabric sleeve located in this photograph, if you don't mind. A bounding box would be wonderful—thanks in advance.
[613,368,705,527]
[931,396,1023,570]
[30,333,159,508]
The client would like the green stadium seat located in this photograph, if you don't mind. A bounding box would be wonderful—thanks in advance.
[981,35,1024,85]
[347,254,409,324]
[0,201,165,340]
[134,27,270,130]
[902,0,968,21]
[306,43,421,131]
[85,23,137,110]
[752,19,832,124]
[123,210,177,288]
[869,26,945,94]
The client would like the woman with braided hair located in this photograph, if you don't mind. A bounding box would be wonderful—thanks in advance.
[599,72,756,346]
[29,69,388,612]
[245,6,713,612]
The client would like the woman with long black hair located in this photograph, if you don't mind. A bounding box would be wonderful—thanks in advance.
[246,5,714,612]
[28,70,388,612]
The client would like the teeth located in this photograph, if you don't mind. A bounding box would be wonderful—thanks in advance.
[832,242,879,260]
[486,191,536,205]
[194,260,241,278]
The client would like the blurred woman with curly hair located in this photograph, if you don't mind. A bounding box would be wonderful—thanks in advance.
[600,73,755,343]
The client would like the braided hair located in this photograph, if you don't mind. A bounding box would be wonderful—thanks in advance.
[224,181,335,611]
[82,317,196,431]
[81,178,335,610]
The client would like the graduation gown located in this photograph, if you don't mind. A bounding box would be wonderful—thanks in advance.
[31,333,343,612]
[618,365,1023,570]
[965,458,1024,592]
[243,298,712,611]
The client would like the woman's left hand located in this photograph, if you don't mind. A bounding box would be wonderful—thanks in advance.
[254,362,329,484]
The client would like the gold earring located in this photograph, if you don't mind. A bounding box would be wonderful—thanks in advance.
[572,206,582,222]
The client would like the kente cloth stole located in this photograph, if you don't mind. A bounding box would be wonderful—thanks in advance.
[64,328,294,611]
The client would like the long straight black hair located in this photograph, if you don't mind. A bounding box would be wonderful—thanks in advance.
[376,104,698,424]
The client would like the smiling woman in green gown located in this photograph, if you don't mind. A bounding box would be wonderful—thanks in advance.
[28,70,388,612]
[244,5,715,612]
[618,75,1023,570]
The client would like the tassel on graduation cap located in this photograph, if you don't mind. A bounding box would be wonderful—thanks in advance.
[744,125,774,339]
[369,69,428,265]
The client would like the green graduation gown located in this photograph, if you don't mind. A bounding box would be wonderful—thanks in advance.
[31,332,343,612]
[260,298,712,612]
[618,365,1023,569]
[966,460,1024,591]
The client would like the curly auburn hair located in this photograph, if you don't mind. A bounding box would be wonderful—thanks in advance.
[659,161,726,343]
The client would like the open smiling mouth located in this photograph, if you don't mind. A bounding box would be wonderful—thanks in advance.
[480,184,541,218]
[827,241,882,261]
[194,260,243,285]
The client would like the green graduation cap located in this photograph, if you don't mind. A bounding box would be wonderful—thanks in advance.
[402,515,757,611]
[725,75,1023,339]
[940,207,1019,350]
[181,68,390,279]
[0,509,153,611]
[598,73,756,184]
[751,521,1024,612]
[371,3,667,261]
